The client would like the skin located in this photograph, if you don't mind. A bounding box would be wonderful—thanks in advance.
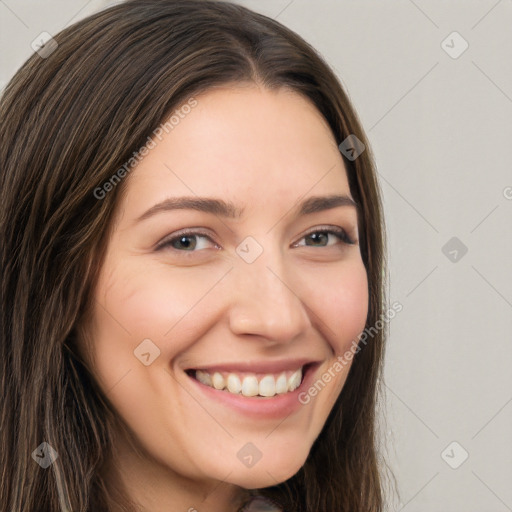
[85,84,369,512]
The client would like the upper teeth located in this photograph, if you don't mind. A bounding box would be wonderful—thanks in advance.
[195,368,303,397]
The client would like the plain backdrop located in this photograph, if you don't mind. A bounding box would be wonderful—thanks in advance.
[1,1,511,510]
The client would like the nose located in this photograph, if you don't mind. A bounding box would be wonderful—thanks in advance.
[227,252,311,345]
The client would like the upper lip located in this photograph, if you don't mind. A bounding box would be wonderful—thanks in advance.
[185,358,321,374]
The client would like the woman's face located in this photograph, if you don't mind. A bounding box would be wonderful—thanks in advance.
[87,85,368,493]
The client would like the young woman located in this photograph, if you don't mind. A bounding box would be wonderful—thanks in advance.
[0,1,388,510]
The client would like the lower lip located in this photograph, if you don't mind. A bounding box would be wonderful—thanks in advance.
[186,364,320,419]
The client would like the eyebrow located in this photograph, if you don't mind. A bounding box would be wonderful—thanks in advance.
[135,194,357,223]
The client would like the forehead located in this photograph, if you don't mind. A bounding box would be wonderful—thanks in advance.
[120,85,351,217]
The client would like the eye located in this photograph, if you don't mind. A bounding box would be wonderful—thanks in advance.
[156,229,218,252]
[155,226,356,253]
[294,226,356,248]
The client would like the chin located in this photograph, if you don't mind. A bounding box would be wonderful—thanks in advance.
[226,452,308,489]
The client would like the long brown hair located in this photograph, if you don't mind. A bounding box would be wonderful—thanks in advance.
[0,1,388,510]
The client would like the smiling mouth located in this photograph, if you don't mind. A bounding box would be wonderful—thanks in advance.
[186,365,311,398]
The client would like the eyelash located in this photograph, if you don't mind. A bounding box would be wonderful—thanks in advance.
[155,225,356,253]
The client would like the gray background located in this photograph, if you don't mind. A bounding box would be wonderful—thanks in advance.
[1,1,511,510]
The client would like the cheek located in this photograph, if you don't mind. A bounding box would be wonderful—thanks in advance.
[94,258,224,350]
[89,260,229,384]
[306,258,369,354]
